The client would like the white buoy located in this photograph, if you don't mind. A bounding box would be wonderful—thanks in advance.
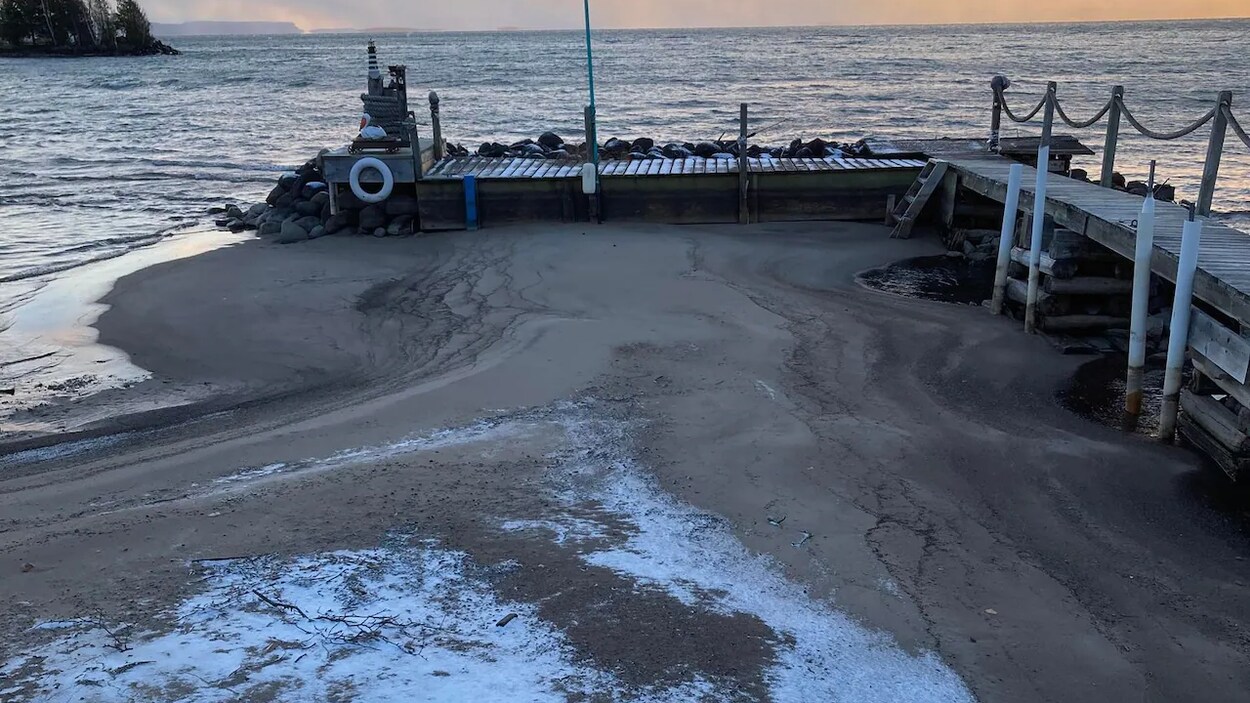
[581,162,597,194]
[990,163,1024,315]
[1158,210,1204,442]
[1124,161,1157,424]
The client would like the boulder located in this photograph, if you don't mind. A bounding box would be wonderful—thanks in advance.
[277,172,298,189]
[387,215,414,236]
[628,151,647,160]
[227,218,249,233]
[259,221,282,236]
[372,227,388,238]
[520,143,546,156]
[295,215,322,232]
[247,203,268,218]
[277,220,308,244]
[225,204,244,219]
[208,206,227,215]
[307,225,327,240]
[1154,183,1176,202]
[310,191,330,208]
[295,200,321,217]
[359,204,387,232]
[301,182,327,200]
[385,194,420,217]
[693,142,719,158]
[324,211,353,234]
[266,184,287,206]
[805,138,828,155]
[478,142,508,157]
[631,137,655,152]
[547,149,570,159]
[538,132,564,149]
[795,147,814,158]
[275,192,295,209]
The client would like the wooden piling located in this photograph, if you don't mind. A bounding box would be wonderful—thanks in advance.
[1196,91,1232,218]
[429,91,444,161]
[1099,85,1123,189]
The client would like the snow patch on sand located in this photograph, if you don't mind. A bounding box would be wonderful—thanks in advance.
[531,404,977,703]
[2,540,712,702]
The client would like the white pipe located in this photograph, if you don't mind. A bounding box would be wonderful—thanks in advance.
[1124,190,1157,421]
[1158,217,1204,442]
[1024,145,1050,332]
[990,163,1024,315]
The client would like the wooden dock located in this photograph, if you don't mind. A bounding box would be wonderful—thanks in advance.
[947,155,1250,326]
[425,155,927,180]
[414,155,927,229]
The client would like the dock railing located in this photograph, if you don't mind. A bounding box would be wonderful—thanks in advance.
[988,77,1250,218]
[986,77,1250,442]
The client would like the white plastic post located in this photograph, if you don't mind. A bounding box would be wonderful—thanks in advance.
[1124,162,1157,424]
[581,162,597,194]
[990,163,1024,315]
[1158,215,1204,442]
[1024,82,1057,334]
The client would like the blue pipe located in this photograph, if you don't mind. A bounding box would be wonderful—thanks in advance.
[583,0,599,168]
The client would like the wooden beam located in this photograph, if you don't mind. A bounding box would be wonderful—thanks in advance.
[1181,389,1250,452]
[1009,246,1078,279]
[1039,314,1129,332]
[1178,414,1247,482]
[1191,350,1250,412]
[1044,276,1133,295]
[1189,308,1250,384]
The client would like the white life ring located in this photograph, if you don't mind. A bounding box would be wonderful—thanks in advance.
[349,157,394,203]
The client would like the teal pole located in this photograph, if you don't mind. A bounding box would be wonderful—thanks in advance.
[583,0,598,169]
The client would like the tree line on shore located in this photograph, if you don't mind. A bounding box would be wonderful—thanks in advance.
[0,0,173,54]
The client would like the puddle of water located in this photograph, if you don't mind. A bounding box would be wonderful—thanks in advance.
[859,255,997,306]
[1058,354,1169,437]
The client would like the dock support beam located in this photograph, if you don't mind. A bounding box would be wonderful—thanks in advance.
[1159,214,1204,442]
[738,103,749,224]
[429,91,444,161]
[1196,91,1232,218]
[1024,82,1056,334]
[1125,162,1157,426]
[1099,85,1123,189]
[991,163,1024,315]
[584,105,600,222]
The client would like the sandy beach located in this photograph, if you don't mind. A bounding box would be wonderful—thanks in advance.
[1,222,1248,701]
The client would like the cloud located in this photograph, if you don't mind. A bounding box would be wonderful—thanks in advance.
[141,0,1248,31]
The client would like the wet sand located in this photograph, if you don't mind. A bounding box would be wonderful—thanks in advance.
[1,223,1247,702]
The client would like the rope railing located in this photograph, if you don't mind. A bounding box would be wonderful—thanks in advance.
[1054,96,1113,129]
[1227,106,1250,151]
[989,77,1244,219]
[1118,100,1217,141]
[995,87,1224,141]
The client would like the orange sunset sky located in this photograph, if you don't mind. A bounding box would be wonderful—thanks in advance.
[145,0,1249,31]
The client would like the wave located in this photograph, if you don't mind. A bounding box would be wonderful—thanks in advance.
[0,222,202,284]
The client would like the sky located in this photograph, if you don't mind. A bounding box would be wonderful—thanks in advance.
[144,0,1250,31]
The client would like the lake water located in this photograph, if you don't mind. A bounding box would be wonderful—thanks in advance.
[1,20,1249,321]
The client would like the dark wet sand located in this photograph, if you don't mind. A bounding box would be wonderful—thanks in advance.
[1,222,1247,702]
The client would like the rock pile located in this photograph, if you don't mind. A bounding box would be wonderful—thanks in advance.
[1067,169,1177,203]
[212,154,421,245]
[456,132,873,162]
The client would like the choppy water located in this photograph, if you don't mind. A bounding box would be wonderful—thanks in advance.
[1,20,1249,313]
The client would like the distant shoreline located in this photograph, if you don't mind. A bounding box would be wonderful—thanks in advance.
[0,41,179,58]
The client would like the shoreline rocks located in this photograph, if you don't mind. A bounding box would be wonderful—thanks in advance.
[444,132,875,163]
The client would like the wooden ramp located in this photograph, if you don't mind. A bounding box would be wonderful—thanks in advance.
[425,155,926,180]
[948,156,1250,326]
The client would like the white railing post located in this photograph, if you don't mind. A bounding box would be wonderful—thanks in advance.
[1124,161,1157,426]
[1158,210,1204,442]
[990,163,1024,315]
[1024,82,1057,334]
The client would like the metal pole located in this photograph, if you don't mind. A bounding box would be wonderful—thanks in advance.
[990,163,1024,315]
[429,91,444,161]
[1196,91,1232,218]
[1159,207,1203,442]
[584,105,600,222]
[583,0,599,173]
[738,103,749,224]
[1099,85,1123,189]
[1024,82,1057,334]
[1124,161,1157,426]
